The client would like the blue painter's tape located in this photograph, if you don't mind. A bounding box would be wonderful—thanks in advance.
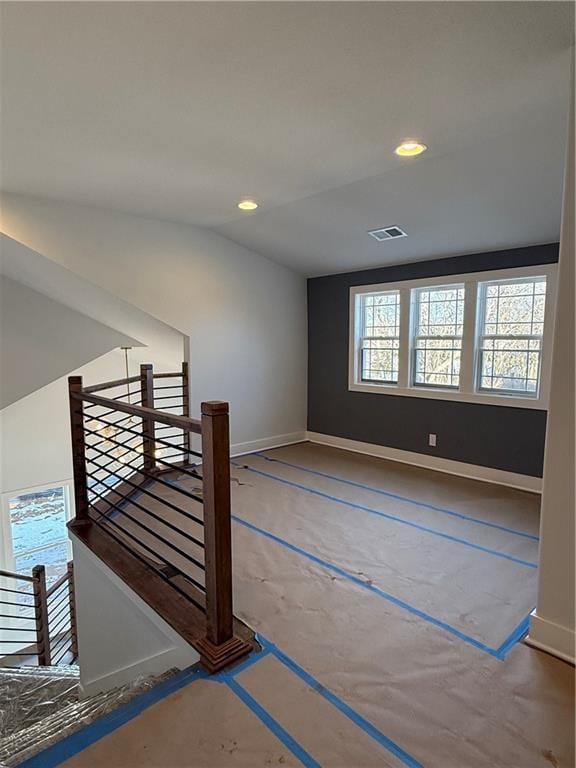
[257,635,424,768]
[233,462,537,569]
[18,665,210,768]
[231,513,501,657]
[255,452,539,542]
[493,613,531,660]
[225,677,322,768]
[218,647,271,678]
[167,476,530,660]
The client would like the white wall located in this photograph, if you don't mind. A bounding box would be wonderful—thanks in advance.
[0,272,185,497]
[72,537,199,696]
[1,344,183,497]
[0,233,187,366]
[528,77,575,663]
[0,275,138,408]
[0,194,308,448]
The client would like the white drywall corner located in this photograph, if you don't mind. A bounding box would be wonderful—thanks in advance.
[71,536,199,697]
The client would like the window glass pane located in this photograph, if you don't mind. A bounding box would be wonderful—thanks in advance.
[362,291,400,338]
[8,486,69,586]
[361,339,400,383]
[477,277,547,395]
[360,291,400,383]
[413,285,464,388]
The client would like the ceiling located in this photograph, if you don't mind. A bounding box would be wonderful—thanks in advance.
[1,2,573,275]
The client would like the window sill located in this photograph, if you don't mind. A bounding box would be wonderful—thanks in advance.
[349,381,547,410]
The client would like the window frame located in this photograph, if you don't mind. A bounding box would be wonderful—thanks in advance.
[475,275,549,398]
[0,480,74,574]
[349,264,557,409]
[357,289,401,385]
[410,283,466,390]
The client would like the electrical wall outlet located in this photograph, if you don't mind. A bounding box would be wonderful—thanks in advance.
[428,433,437,447]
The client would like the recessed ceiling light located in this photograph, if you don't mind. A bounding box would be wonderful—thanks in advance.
[237,199,258,211]
[394,140,427,157]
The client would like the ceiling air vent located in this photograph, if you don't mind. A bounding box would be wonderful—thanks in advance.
[368,226,407,242]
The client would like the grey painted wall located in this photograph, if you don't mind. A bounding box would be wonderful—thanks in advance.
[307,244,559,477]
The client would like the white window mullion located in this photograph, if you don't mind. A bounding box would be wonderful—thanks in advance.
[459,280,478,394]
[397,286,411,388]
[0,493,16,572]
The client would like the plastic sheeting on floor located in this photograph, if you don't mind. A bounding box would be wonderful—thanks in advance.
[0,665,80,743]
[60,443,574,767]
[0,665,175,767]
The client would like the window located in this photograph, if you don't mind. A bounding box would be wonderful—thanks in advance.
[359,290,400,383]
[412,285,464,389]
[349,265,555,408]
[477,277,547,396]
[1,484,72,588]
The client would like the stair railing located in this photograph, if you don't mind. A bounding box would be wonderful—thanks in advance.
[67,362,250,672]
[0,563,77,666]
[45,562,78,665]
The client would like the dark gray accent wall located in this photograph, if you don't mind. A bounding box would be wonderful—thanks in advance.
[307,243,559,478]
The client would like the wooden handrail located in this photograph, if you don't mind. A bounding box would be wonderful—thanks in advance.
[83,375,141,394]
[67,364,251,672]
[71,391,202,434]
[46,571,69,598]
[0,568,36,583]
[153,371,185,379]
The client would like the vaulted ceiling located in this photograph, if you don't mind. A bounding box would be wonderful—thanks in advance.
[1,2,573,275]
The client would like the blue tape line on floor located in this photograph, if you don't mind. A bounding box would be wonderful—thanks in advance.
[494,613,532,660]
[18,664,210,768]
[231,512,527,660]
[255,452,539,542]
[164,476,530,659]
[225,677,322,768]
[218,647,272,678]
[233,462,537,569]
[225,637,422,767]
[258,635,424,768]
[23,647,270,768]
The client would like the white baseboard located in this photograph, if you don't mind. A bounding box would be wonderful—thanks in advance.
[306,432,542,494]
[526,611,575,665]
[231,431,307,459]
[80,645,196,698]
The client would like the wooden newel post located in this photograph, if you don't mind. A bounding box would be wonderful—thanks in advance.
[67,562,78,659]
[33,565,51,666]
[140,364,156,471]
[197,401,250,672]
[68,376,89,522]
[181,362,191,459]
[202,401,233,644]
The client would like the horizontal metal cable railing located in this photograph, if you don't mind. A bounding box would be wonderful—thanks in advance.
[46,563,77,666]
[0,569,39,664]
[0,564,77,667]
[68,362,246,670]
